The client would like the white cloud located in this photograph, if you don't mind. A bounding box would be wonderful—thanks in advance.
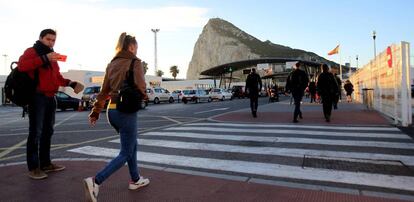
[0,0,208,78]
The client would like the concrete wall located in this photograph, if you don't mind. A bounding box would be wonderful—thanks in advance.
[349,41,411,126]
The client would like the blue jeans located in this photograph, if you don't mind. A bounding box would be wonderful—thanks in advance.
[292,91,304,120]
[27,93,56,171]
[95,109,139,184]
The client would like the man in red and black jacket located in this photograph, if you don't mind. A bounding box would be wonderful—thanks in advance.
[18,29,83,180]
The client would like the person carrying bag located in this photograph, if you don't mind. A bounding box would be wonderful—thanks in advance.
[84,32,149,202]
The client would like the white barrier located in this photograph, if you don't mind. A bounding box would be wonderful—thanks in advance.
[350,42,411,126]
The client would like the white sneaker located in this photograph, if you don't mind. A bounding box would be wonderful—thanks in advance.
[128,176,150,190]
[84,177,99,202]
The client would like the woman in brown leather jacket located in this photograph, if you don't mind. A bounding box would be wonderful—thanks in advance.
[84,32,149,202]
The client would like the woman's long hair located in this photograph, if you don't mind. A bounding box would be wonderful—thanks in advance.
[115,32,137,54]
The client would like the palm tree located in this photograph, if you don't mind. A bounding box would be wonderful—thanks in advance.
[170,65,179,80]
[142,61,148,74]
[156,70,164,77]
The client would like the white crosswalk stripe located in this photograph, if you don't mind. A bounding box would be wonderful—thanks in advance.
[68,122,414,194]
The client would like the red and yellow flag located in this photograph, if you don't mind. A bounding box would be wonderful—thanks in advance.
[328,45,340,55]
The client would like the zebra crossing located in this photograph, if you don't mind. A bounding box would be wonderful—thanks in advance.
[68,122,414,195]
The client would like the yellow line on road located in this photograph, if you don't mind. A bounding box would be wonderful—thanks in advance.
[0,118,205,161]
[0,139,27,159]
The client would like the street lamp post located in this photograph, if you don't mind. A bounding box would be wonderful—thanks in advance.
[151,29,160,76]
[356,55,359,68]
[2,54,8,75]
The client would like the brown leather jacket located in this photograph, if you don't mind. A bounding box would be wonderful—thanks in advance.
[92,50,147,113]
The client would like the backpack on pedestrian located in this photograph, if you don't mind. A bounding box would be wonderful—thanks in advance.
[116,59,144,113]
[4,61,39,108]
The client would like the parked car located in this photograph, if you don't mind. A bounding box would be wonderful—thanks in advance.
[146,87,174,104]
[171,89,183,102]
[56,91,81,111]
[210,88,233,101]
[181,89,212,104]
[81,86,101,109]
[231,85,245,98]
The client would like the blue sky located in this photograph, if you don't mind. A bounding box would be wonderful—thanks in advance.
[0,0,413,78]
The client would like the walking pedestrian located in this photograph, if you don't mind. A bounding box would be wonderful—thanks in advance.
[308,80,317,103]
[245,68,262,117]
[344,80,354,102]
[317,64,339,122]
[333,73,342,109]
[84,32,149,202]
[285,62,309,123]
[18,29,84,180]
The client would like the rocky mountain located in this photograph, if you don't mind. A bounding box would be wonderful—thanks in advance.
[187,18,338,80]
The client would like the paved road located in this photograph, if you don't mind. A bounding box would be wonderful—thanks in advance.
[1,96,414,200]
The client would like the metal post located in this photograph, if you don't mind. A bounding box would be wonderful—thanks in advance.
[151,29,160,75]
[2,54,8,74]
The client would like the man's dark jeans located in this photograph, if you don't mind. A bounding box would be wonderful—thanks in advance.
[249,93,259,113]
[27,93,56,171]
[292,91,304,120]
[322,95,333,120]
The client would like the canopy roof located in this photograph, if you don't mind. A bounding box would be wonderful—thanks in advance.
[200,57,322,76]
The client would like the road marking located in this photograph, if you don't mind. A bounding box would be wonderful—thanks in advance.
[0,139,27,159]
[68,146,414,192]
[194,108,229,114]
[55,113,78,127]
[162,116,182,124]
[139,131,414,149]
[0,118,205,161]
[187,122,400,132]
[165,127,410,139]
[110,139,414,166]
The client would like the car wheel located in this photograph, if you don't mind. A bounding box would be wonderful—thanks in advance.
[208,97,212,102]
[61,107,66,111]
[169,97,174,103]
[221,96,225,101]
[154,97,160,104]
[182,98,188,104]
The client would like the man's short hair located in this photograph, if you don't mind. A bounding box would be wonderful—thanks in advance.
[39,29,56,38]
[251,68,256,73]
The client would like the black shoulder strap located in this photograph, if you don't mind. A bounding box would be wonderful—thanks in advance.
[127,59,137,87]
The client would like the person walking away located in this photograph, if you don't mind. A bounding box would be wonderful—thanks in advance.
[344,80,354,102]
[317,64,339,122]
[18,29,84,180]
[333,73,342,109]
[245,68,262,117]
[85,33,150,202]
[285,62,309,123]
[308,80,317,103]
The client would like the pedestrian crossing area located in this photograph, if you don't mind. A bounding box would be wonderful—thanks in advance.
[68,122,414,194]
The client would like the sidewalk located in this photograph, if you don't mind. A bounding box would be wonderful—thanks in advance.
[210,98,392,126]
[0,160,408,202]
[0,99,411,202]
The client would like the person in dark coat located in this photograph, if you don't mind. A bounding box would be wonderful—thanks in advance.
[333,73,342,109]
[343,80,354,102]
[317,64,339,122]
[245,68,262,117]
[308,81,317,103]
[285,62,309,123]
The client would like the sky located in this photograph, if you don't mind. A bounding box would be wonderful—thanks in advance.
[0,0,413,78]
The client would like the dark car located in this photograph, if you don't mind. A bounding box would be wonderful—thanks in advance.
[81,86,101,109]
[231,85,245,98]
[56,91,81,111]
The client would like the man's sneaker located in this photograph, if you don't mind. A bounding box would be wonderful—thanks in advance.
[129,176,150,190]
[42,163,65,173]
[84,177,99,202]
[28,168,48,180]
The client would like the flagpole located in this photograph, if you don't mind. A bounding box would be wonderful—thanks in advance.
[339,44,342,81]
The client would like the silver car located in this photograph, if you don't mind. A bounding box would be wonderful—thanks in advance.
[181,89,212,104]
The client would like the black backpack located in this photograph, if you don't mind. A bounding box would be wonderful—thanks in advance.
[4,62,39,107]
[116,59,144,113]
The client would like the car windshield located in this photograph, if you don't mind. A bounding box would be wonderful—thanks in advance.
[183,90,196,95]
[84,87,100,94]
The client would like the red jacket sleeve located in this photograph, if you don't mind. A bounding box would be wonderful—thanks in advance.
[17,48,45,72]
